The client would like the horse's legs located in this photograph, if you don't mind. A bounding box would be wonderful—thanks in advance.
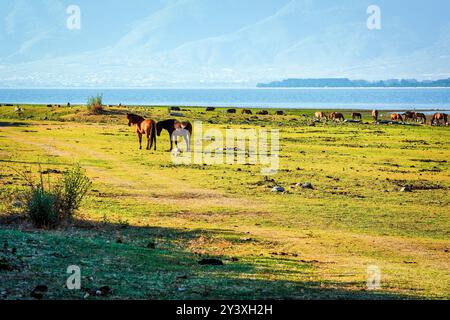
[146,132,150,150]
[148,132,153,150]
[169,133,174,151]
[138,133,142,150]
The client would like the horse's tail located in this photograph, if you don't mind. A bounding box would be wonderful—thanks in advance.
[151,120,157,149]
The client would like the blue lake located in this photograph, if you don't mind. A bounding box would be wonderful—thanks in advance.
[0,88,449,111]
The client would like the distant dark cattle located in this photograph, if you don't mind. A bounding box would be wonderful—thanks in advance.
[256,110,269,115]
[47,104,53,108]
[242,109,253,115]
[227,109,237,114]
[206,107,216,112]
[275,110,285,116]
[352,113,362,120]
[170,107,181,111]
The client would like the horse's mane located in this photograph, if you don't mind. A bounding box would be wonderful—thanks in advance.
[127,113,145,123]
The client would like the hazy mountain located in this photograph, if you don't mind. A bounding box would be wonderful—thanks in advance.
[0,0,449,87]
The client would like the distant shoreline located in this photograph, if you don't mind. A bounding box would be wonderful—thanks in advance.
[1,103,449,114]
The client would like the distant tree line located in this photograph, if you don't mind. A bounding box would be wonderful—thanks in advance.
[257,78,450,88]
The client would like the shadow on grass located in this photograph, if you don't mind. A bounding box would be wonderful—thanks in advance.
[0,217,421,300]
[0,121,30,127]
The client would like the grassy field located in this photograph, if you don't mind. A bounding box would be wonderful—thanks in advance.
[0,104,449,300]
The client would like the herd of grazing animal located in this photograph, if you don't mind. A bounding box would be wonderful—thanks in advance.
[127,107,447,151]
[314,109,448,126]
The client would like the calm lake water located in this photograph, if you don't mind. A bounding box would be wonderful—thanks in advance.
[0,88,449,111]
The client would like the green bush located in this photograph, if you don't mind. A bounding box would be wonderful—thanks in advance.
[86,94,104,114]
[58,164,92,219]
[20,164,91,228]
[26,187,59,228]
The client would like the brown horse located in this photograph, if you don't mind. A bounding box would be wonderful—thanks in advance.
[242,109,253,115]
[127,113,156,150]
[372,110,379,122]
[431,113,448,126]
[334,113,345,121]
[391,113,403,122]
[402,111,416,122]
[328,112,336,120]
[315,112,327,120]
[352,112,362,120]
[415,113,427,124]
[256,110,269,115]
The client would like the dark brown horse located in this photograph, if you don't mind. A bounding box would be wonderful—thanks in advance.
[415,113,427,124]
[126,113,156,150]
[431,113,448,126]
[391,113,403,122]
[352,112,362,120]
[402,111,416,122]
[334,113,345,121]
[156,119,193,151]
[372,110,379,122]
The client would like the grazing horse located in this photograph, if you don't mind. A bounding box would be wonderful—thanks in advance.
[156,119,192,151]
[275,110,285,115]
[227,109,237,114]
[431,113,448,126]
[328,112,336,120]
[391,113,403,122]
[352,113,362,120]
[315,112,327,120]
[372,110,379,122]
[402,111,416,122]
[126,113,156,151]
[334,113,345,121]
[256,110,269,115]
[415,113,427,124]
[242,109,253,115]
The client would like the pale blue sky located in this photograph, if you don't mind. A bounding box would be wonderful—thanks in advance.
[0,0,449,87]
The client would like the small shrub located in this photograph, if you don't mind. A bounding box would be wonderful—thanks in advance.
[17,164,92,228]
[58,164,92,220]
[26,187,60,228]
[86,94,104,114]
